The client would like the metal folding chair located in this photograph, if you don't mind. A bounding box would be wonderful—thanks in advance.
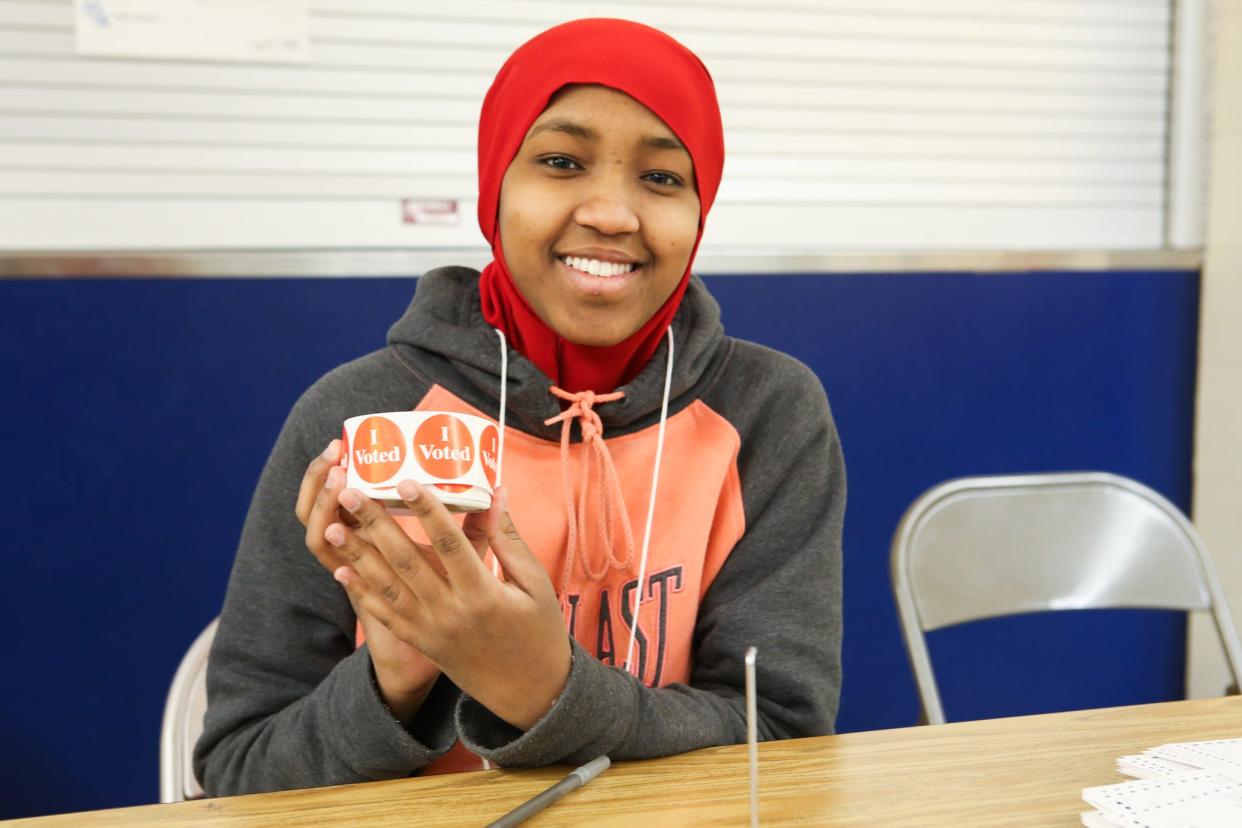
[891,472,1242,725]
[159,617,218,802]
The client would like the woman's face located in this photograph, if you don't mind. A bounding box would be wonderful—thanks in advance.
[498,84,701,347]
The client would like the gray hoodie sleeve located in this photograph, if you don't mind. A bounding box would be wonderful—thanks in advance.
[193,366,457,796]
[455,350,845,765]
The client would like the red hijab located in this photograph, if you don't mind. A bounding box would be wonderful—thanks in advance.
[477,19,725,394]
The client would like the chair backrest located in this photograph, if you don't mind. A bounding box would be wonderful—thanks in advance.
[159,617,218,803]
[891,472,1242,725]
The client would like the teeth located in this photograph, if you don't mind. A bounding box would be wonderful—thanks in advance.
[561,256,637,277]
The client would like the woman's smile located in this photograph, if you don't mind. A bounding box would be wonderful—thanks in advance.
[556,246,644,298]
[558,257,639,295]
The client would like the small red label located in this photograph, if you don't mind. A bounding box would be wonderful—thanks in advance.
[401,199,460,226]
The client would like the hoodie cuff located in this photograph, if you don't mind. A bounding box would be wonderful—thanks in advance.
[333,645,457,776]
[456,637,627,767]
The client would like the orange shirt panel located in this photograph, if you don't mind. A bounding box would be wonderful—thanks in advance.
[364,385,745,775]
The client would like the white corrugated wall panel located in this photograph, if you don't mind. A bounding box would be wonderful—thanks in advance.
[0,0,1172,252]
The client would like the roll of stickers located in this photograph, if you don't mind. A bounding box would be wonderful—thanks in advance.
[341,411,499,513]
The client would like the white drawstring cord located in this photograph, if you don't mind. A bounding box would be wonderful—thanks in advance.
[490,329,508,580]
[624,326,674,676]
[494,328,508,491]
[482,329,510,773]
[482,325,671,776]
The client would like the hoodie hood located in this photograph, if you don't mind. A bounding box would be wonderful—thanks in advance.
[387,267,727,440]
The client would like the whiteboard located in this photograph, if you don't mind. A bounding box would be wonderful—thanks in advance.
[0,0,1172,253]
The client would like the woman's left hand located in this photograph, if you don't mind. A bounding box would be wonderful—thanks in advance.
[326,481,571,731]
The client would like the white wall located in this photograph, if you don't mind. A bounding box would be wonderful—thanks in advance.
[0,0,1171,253]
[1187,0,1242,698]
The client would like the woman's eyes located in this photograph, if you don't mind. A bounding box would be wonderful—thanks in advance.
[537,155,683,188]
[540,154,582,172]
[641,171,684,188]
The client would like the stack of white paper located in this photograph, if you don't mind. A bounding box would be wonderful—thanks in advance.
[1082,739,1242,827]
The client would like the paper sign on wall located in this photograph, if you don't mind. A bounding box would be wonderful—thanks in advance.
[74,0,309,64]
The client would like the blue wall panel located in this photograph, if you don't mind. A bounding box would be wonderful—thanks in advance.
[0,270,1198,818]
[706,271,1199,731]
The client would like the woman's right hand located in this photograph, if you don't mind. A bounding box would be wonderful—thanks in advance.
[296,440,440,723]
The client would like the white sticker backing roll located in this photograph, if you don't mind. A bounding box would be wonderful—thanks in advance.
[341,411,499,512]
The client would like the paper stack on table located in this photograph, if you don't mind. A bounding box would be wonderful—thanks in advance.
[1081,739,1242,827]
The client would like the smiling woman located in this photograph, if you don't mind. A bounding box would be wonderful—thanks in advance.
[194,18,845,796]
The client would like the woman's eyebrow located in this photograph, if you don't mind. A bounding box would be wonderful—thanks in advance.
[527,119,685,152]
[528,119,594,141]
[644,135,685,152]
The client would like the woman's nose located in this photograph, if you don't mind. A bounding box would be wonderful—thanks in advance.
[573,189,640,236]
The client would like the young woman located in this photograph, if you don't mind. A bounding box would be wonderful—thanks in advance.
[195,18,845,795]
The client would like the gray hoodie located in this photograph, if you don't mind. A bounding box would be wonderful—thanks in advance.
[194,267,844,794]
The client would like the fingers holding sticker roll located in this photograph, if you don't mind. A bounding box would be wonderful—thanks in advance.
[332,562,422,650]
[396,479,490,594]
[295,439,341,527]
[338,486,450,607]
[303,462,353,573]
[323,520,421,621]
[481,487,552,598]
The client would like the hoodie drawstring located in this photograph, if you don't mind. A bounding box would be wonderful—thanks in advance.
[490,329,508,581]
[544,387,635,594]
[624,326,674,675]
[492,326,675,680]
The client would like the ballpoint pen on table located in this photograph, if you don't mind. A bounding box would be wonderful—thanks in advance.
[487,645,756,826]
[486,755,611,828]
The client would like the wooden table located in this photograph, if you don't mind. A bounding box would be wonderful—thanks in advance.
[10,696,1242,827]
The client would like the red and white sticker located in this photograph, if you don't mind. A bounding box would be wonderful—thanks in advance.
[341,410,498,511]
[351,415,404,484]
